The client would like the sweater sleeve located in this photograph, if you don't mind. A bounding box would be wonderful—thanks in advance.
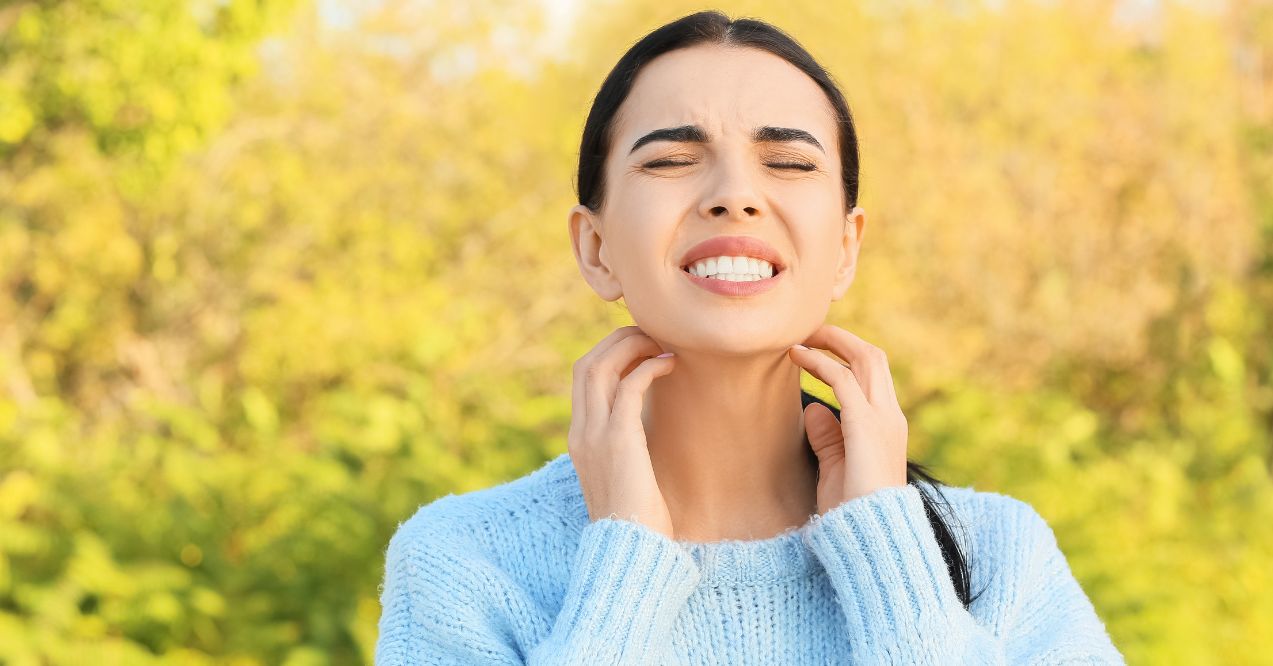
[801,484,1126,665]
[375,508,701,665]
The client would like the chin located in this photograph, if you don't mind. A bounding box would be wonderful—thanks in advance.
[629,311,797,356]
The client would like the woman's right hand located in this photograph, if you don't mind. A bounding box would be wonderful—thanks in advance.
[568,326,678,539]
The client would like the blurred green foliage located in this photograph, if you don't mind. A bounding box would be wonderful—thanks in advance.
[1,0,1270,663]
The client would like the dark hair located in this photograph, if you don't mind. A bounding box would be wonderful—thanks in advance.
[574,10,986,609]
[577,10,861,213]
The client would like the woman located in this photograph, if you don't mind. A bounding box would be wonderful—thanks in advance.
[376,10,1125,665]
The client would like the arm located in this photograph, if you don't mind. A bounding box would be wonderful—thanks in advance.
[375,510,701,665]
[801,484,1126,665]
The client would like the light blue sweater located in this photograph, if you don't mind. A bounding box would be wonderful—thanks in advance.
[376,453,1125,664]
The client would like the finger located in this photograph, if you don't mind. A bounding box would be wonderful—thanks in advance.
[618,356,644,381]
[585,334,665,429]
[803,401,843,462]
[611,354,677,425]
[576,326,644,374]
[788,345,872,426]
[802,325,896,407]
[572,327,645,438]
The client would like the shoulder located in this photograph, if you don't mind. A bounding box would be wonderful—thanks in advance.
[377,456,582,663]
[919,483,1063,565]
[383,453,586,578]
[918,483,1069,592]
[918,486,1122,660]
[928,483,1052,529]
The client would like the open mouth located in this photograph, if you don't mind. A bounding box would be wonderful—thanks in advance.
[677,235,787,293]
[680,256,785,282]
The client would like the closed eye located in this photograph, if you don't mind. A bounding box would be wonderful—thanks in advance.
[767,162,817,171]
[643,159,817,171]
[642,158,696,168]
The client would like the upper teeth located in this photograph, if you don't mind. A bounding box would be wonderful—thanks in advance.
[686,256,776,281]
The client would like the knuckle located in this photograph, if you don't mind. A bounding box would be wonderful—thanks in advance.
[613,378,637,399]
[618,370,651,394]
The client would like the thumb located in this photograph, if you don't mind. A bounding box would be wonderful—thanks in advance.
[804,402,843,462]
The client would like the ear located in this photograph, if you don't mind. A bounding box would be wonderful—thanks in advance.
[568,204,623,301]
[830,206,866,301]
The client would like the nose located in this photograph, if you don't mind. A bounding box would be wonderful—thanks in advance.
[698,156,763,222]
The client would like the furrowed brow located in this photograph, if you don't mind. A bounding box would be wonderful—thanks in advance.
[752,126,824,153]
[629,125,710,154]
[627,124,824,154]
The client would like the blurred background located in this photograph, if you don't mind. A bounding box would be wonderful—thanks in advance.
[1,0,1270,663]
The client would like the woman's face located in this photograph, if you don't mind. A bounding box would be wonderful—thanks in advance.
[570,43,864,355]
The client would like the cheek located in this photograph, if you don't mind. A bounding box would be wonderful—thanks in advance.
[614,177,695,214]
[781,203,846,272]
[771,170,838,206]
[603,223,677,285]
[606,190,686,274]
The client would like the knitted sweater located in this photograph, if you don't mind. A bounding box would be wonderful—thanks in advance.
[375,453,1125,665]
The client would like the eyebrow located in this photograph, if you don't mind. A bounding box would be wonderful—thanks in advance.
[627,124,825,155]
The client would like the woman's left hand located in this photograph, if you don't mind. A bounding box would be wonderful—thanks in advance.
[787,323,910,515]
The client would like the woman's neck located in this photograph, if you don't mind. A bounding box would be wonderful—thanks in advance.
[641,350,818,542]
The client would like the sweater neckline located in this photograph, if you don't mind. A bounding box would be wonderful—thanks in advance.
[546,454,820,584]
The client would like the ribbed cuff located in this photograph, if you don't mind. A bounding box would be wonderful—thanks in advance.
[536,517,701,664]
[802,484,963,651]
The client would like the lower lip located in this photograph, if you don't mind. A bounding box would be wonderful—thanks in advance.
[681,268,783,296]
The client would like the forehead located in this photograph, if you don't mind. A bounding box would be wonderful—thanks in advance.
[613,44,838,152]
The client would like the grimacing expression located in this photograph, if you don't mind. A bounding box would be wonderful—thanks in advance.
[575,44,863,355]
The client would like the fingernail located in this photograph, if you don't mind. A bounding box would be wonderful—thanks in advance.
[656,352,675,358]
[791,344,809,351]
